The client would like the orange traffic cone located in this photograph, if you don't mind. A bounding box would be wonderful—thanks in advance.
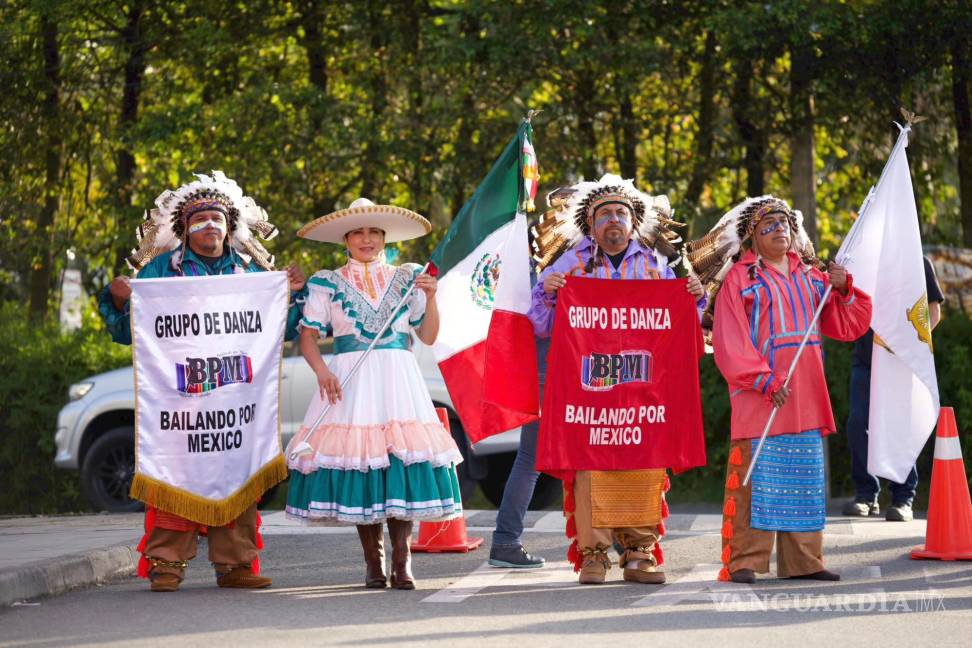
[911,407,972,561]
[412,517,484,553]
[411,408,484,553]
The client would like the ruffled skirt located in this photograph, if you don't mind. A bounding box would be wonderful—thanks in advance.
[285,348,463,524]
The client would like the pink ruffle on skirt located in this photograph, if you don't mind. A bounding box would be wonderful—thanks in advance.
[286,419,462,474]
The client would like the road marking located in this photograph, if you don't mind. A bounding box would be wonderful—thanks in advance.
[848,518,926,538]
[632,564,884,609]
[421,562,512,603]
[688,514,723,533]
[922,565,972,585]
[421,561,577,603]
[631,563,732,607]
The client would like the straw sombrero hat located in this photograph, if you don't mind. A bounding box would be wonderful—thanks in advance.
[297,197,431,244]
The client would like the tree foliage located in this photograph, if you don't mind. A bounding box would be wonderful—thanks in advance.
[1,0,969,315]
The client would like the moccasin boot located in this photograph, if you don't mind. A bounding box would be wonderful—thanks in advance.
[386,519,415,590]
[215,564,272,589]
[149,572,182,592]
[146,556,187,593]
[578,544,611,585]
[730,568,756,584]
[356,524,387,588]
[621,545,666,585]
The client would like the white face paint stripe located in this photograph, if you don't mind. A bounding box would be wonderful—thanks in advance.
[934,435,963,461]
[188,219,227,235]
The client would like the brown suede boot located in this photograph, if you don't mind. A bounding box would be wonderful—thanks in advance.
[149,572,182,592]
[215,564,272,589]
[356,524,387,588]
[386,519,415,590]
[578,544,611,585]
[146,556,187,592]
[620,545,666,585]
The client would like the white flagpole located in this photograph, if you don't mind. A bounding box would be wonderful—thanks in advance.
[743,124,912,486]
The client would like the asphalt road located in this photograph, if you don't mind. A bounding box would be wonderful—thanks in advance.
[2,513,970,647]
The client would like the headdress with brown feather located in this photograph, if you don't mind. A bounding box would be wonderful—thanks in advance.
[126,171,279,272]
[685,195,819,340]
[530,173,687,275]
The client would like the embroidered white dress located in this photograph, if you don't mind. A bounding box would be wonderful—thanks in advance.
[285,258,463,524]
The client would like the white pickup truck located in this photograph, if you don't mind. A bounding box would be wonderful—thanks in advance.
[54,338,558,512]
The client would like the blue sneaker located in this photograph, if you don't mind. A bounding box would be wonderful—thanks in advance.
[488,545,545,568]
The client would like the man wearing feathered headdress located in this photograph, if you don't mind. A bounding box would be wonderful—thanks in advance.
[98,172,307,592]
[529,173,705,585]
[688,195,871,584]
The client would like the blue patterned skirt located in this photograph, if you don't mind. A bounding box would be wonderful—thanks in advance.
[749,430,825,532]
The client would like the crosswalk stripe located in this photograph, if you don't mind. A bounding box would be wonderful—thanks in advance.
[420,562,511,603]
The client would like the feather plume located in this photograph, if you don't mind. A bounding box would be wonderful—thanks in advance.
[126,171,279,271]
[685,194,818,342]
[531,174,687,274]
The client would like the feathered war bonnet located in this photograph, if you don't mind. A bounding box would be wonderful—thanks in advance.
[685,194,819,338]
[530,173,687,275]
[126,171,279,272]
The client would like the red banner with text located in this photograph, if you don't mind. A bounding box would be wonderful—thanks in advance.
[536,277,707,478]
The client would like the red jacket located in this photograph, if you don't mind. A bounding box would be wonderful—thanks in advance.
[712,250,872,440]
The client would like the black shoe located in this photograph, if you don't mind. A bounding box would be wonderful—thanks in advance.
[789,569,840,581]
[730,568,756,584]
[841,498,879,517]
[886,503,914,521]
[488,545,545,568]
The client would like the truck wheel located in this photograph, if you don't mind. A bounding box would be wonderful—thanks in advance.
[80,426,142,513]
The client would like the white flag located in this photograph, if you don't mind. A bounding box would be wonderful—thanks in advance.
[844,127,940,483]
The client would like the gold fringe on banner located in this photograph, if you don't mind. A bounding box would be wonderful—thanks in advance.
[130,454,288,527]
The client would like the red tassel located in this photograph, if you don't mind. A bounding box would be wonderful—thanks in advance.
[255,510,264,549]
[563,485,575,514]
[726,472,740,490]
[721,544,732,565]
[135,507,157,580]
[718,567,730,582]
[251,555,261,576]
[566,514,577,539]
[724,496,737,517]
[663,474,671,493]
[661,498,670,519]
[728,446,743,466]
[567,540,582,572]
[722,520,734,539]
[656,520,666,536]
[652,543,664,566]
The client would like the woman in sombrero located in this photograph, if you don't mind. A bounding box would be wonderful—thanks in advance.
[285,198,463,590]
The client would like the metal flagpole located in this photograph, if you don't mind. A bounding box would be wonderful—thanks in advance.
[288,261,431,461]
[742,123,912,486]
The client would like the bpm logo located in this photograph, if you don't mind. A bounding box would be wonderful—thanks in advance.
[175,353,253,395]
[581,350,652,391]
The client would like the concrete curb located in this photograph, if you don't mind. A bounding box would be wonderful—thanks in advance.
[0,544,138,607]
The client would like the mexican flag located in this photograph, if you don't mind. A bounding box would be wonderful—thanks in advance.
[429,120,540,443]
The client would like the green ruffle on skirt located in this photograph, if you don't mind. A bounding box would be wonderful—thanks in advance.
[285,455,463,524]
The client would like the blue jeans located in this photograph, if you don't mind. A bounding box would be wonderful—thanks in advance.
[846,364,919,505]
[492,338,548,548]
